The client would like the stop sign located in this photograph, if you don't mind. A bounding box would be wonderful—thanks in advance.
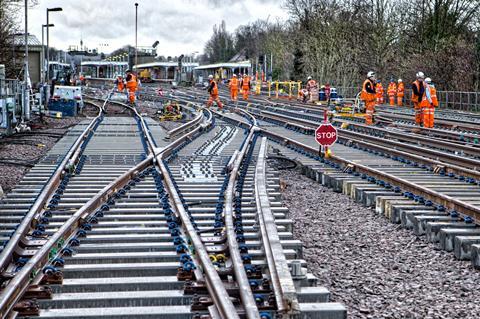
[315,124,338,146]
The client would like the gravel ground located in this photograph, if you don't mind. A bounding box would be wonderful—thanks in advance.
[279,169,480,319]
[0,115,81,194]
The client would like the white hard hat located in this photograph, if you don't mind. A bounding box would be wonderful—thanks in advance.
[233,74,237,77]
[398,79,402,82]
[416,71,425,79]
[367,71,375,78]
[243,74,247,77]
[208,75,213,79]
[425,77,432,84]
[307,76,312,80]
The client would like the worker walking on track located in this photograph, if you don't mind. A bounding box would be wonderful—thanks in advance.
[306,76,317,102]
[360,71,377,125]
[125,70,138,105]
[421,77,438,128]
[397,79,404,106]
[387,79,397,106]
[229,74,239,102]
[376,80,384,105]
[411,72,426,126]
[206,75,223,110]
[240,74,251,101]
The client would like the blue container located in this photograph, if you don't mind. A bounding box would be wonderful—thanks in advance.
[319,91,326,101]
[330,91,338,99]
[48,99,78,117]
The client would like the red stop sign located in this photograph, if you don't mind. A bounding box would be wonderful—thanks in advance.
[315,124,338,146]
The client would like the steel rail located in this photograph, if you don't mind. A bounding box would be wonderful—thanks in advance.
[212,103,480,226]
[254,137,299,315]
[252,108,480,173]
[223,127,260,319]
[376,111,480,133]
[245,102,480,157]
[0,93,110,276]
[0,155,154,318]
[0,101,213,318]
[260,128,480,222]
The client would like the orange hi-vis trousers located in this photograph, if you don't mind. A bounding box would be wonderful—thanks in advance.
[207,94,223,109]
[413,102,423,125]
[389,95,395,106]
[397,95,404,106]
[128,90,136,104]
[423,106,435,128]
[242,89,249,101]
[365,100,375,125]
[230,89,238,101]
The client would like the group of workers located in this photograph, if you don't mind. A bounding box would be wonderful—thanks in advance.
[115,70,139,104]
[361,71,438,127]
[377,79,405,106]
[206,73,252,110]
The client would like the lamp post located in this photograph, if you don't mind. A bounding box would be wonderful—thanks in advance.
[41,24,54,83]
[23,0,29,120]
[135,3,138,68]
[46,7,62,82]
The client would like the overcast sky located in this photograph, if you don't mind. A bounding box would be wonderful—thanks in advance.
[24,0,288,57]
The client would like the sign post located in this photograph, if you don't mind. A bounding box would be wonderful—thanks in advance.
[315,110,337,157]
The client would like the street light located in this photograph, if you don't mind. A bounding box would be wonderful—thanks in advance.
[41,24,54,83]
[46,7,62,81]
[23,0,29,120]
[135,3,138,68]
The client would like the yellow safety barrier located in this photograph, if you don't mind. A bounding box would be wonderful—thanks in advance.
[267,81,302,100]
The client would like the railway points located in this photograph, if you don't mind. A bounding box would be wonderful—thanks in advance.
[2,2,480,317]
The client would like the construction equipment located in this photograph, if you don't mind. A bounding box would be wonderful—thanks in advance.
[159,100,182,121]
[139,69,153,83]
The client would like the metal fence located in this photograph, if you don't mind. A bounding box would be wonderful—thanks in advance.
[335,86,480,112]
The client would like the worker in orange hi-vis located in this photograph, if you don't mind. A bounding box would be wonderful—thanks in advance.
[360,71,377,125]
[115,75,125,92]
[229,74,239,102]
[240,74,251,101]
[411,72,426,126]
[375,80,384,105]
[125,70,138,105]
[387,79,397,106]
[206,75,223,109]
[397,79,405,106]
[421,77,439,128]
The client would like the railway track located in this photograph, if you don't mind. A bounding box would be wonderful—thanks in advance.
[0,91,346,318]
[168,88,480,269]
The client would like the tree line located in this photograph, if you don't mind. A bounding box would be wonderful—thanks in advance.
[204,0,480,91]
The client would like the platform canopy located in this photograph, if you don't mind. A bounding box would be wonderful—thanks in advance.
[133,61,199,69]
[194,61,251,71]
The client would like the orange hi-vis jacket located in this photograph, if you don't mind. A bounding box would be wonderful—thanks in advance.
[241,77,250,90]
[376,82,384,98]
[397,82,405,97]
[307,79,317,90]
[420,85,439,108]
[229,77,238,90]
[361,79,376,102]
[411,80,425,103]
[387,83,397,97]
[209,80,219,96]
[126,74,138,91]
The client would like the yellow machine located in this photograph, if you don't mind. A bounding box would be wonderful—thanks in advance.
[159,101,182,121]
[267,81,302,100]
[139,69,153,83]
